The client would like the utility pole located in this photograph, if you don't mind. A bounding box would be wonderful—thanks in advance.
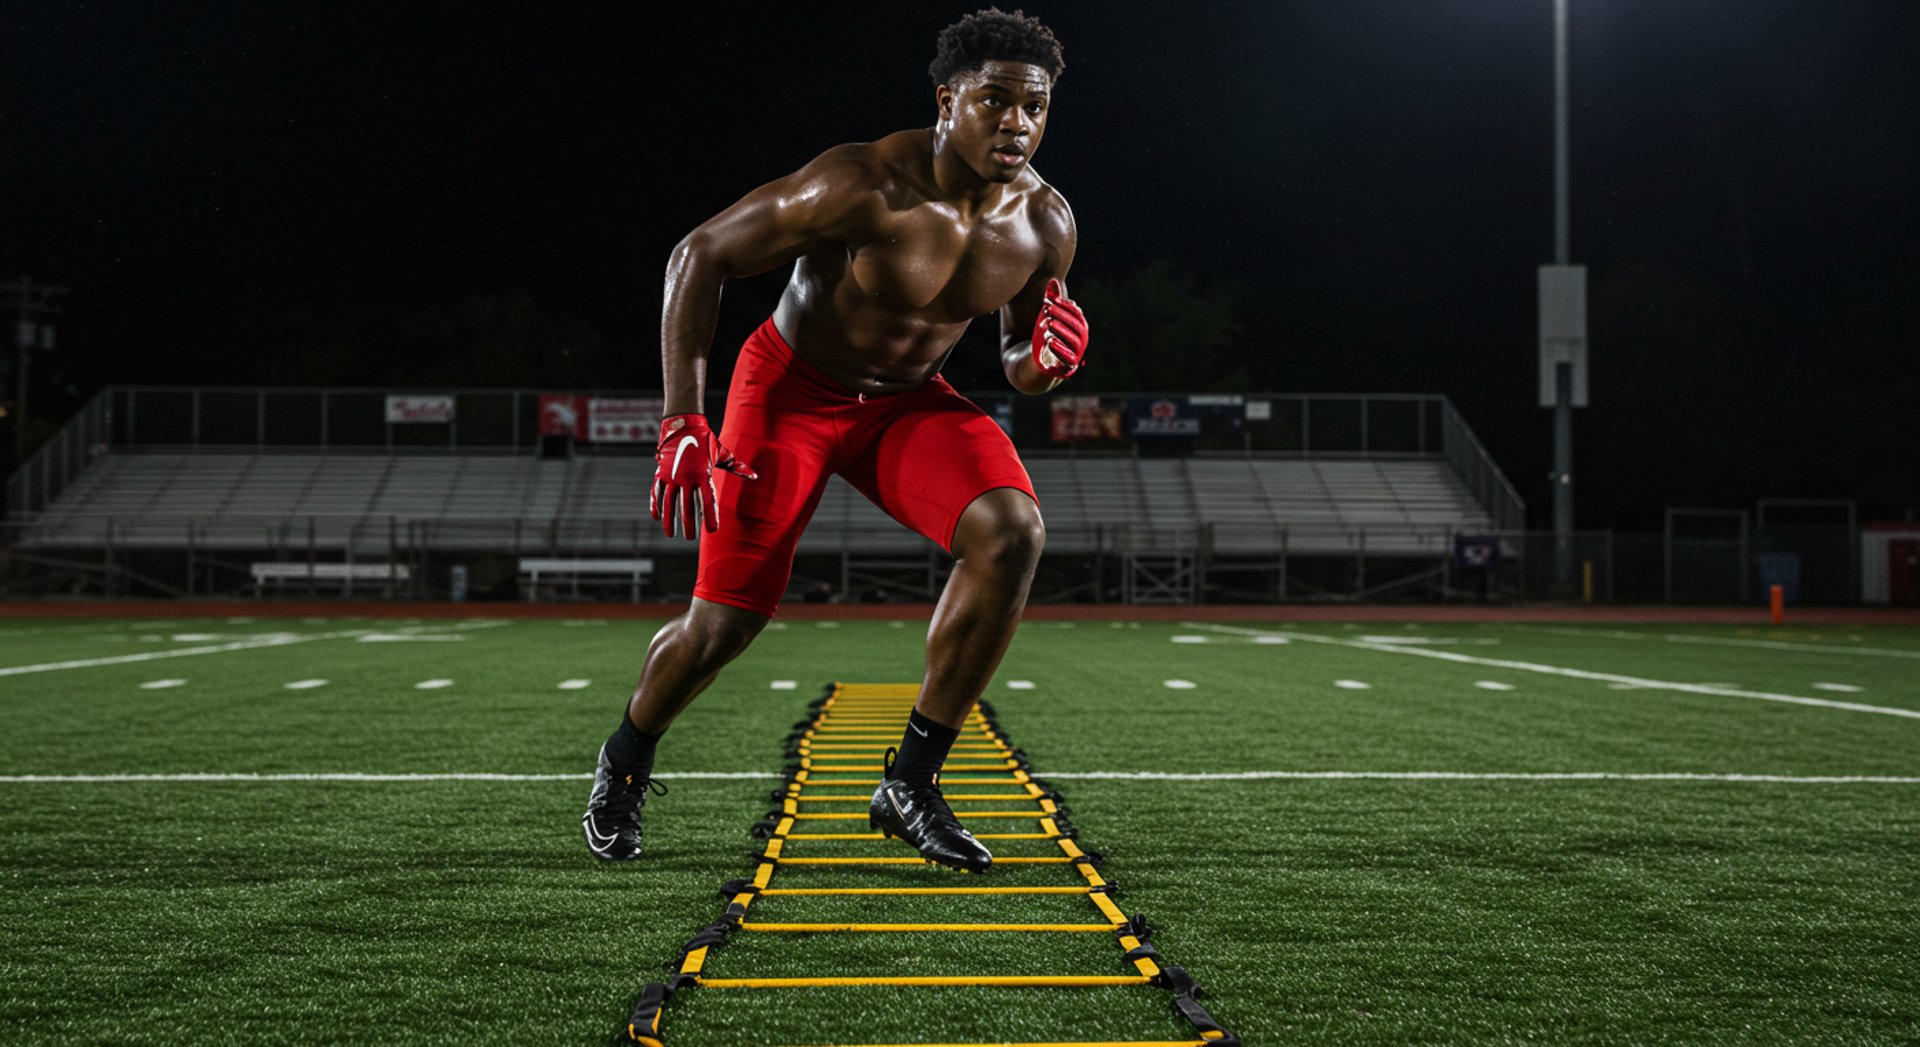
[4,275,69,466]
[1539,0,1587,598]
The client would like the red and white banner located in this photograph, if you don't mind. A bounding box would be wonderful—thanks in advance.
[586,397,664,443]
[385,395,454,424]
[1050,396,1122,443]
[538,394,584,438]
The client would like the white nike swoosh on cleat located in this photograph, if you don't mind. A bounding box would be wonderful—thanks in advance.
[583,818,620,851]
[670,435,700,479]
[908,722,929,737]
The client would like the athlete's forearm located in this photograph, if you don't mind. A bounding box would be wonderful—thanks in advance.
[660,235,727,416]
[1001,340,1062,396]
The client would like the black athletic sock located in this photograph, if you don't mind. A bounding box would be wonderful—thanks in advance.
[887,709,959,789]
[603,712,662,784]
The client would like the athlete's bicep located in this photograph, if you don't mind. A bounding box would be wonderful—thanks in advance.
[998,198,1078,349]
[680,152,874,279]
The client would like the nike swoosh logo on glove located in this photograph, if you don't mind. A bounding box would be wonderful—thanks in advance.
[671,435,699,479]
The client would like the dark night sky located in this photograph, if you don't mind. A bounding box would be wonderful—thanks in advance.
[7,1,1918,528]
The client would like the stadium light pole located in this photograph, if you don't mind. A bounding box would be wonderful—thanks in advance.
[5,275,68,467]
[1539,0,1586,598]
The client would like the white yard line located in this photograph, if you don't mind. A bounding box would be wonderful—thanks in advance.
[0,772,760,783]
[1534,626,1920,660]
[1042,771,1920,783]
[1186,622,1920,721]
[0,629,375,677]
[0,770,1912,784]
[0,620,511,679]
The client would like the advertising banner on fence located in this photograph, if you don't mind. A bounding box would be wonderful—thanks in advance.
[1127,395,1248,437]
[586,397,663,443]
[1453,534,1501,569]
[1127,397,1200,437]
[385,394,454,424]
[538,394,584,438]
[1050,396,1123,443]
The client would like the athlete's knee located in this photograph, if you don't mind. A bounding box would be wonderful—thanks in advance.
[670,600,768,668]
[954,491,1045,574]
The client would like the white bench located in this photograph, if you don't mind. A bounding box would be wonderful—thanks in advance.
[518,557,654,602]
[250,561,411,596]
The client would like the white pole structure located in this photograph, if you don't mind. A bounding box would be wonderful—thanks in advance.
[1554,0,1570,267]
[1540,0,1587,597]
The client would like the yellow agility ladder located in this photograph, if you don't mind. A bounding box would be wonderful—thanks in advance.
[623,682,1240,1046]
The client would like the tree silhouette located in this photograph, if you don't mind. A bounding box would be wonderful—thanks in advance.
[1071,260,1241,391]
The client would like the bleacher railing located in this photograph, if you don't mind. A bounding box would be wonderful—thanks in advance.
[6,387,112,515]
[8,385,1525,530]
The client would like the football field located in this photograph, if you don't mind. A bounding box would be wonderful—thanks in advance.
[3,613,1917,1044]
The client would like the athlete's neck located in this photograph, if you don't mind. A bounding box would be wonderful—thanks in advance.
[928,127,1008,217]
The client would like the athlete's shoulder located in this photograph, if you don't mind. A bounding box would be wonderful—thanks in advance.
[762,141,894,235]
[788,141,891,195]
[1023,175,1075,249]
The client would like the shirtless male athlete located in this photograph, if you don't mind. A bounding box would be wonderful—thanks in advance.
[582,8,1089,874]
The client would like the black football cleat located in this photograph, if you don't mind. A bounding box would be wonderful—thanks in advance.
[869,773,993,874]
[582,744,666,862]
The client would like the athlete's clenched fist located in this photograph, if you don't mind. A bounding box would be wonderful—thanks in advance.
[1031,278,1089,380]
[650,413,757,539]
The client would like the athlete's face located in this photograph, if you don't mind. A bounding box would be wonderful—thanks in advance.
[937,61,1052,184]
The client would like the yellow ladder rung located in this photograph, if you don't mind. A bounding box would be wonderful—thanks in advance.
[784,832,1056,840]
[771,856,1073,865]
[790,812,1047,820]
[696,975,1152,989]
[739,921,1115,933]
[803,764,1015,773]
[802,737,1006,745]
[794,777,1019,787]
[757,886,1093,896]
[792,1041,1215,1047]
[795,794,1033,803]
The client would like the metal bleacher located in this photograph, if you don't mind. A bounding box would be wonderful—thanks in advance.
[23,450,1493,558]
[6,386,1521,600]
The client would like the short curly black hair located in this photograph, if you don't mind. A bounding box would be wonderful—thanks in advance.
[928,8,1065,87]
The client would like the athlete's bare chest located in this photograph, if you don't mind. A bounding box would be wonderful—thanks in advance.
[843,203,1046,320]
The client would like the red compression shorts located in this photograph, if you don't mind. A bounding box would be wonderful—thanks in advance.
[693,318,1037,617]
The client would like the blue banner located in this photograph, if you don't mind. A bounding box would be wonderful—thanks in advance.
[1453,535,1501,569]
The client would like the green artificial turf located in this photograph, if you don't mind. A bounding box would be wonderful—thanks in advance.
[2,616,1917,1044]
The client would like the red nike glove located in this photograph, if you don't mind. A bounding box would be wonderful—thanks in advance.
[650,413,756,539]
[1031,278,1089,380]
